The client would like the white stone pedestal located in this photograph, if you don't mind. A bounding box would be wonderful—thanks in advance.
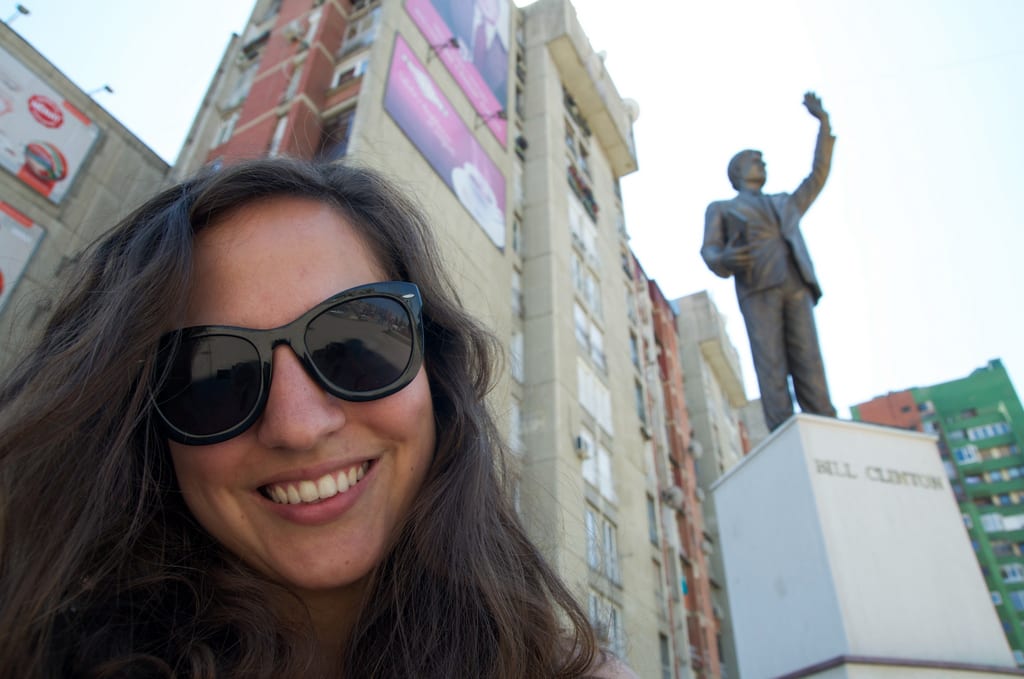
[711,414,1018,678]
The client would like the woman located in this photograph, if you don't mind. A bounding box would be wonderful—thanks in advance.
[0,158,634,678]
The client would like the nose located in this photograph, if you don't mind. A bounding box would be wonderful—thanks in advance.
[255,345,346,451]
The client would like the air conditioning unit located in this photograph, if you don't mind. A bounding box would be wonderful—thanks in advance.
[574,435,593,460]
[660,485,685,512]
[281,19,305,42]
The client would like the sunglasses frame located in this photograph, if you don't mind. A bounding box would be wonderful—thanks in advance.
[153,281,424,446]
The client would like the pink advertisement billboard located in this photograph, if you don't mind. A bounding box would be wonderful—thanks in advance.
[385,34,505,249]
[405,0,509,146]
[0,45,100,204]
[0,202,45,314]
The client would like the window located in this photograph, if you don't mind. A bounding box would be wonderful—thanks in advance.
[1014,649,1024,666]
[968,422,1012,441]
[993,591,1004,605]
[511,270,523,317]
[603,519,620,582]
[954,445,981,464]
[629,332,641,370]
[574,303,590,350]
[647,495,660,545]
[1012,590,1024,612]
[268,116,288,156]
[608,604,625,657]
[316,108,356,161]
[214,110,240,147]
[577,357,614,435]
[330,56,368,89]
[339,5,381,56]
[510,331,524,383]
[635,380,647,427]
[508,400,523,453]
[589,325,606,373]
[596,446,615,503]
[283,61,305,102]
[983,513,1006,532]
[1001,563,1024,583]
[225,59,259,109]
[585,507,600,570]
[963,513,973,529]
[581,430,598,486]
[511,217,523,255]
[659,634,672,679]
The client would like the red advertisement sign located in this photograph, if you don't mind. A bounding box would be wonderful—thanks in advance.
[0,201,45,314]
[0,46,100,203]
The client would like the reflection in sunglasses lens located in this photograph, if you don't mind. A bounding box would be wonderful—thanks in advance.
[307,297,414,392]
[160,335,262,436]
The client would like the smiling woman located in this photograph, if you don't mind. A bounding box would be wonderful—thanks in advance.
[0,158,634,678]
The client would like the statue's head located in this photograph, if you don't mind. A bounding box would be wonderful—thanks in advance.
[727,149,766,191]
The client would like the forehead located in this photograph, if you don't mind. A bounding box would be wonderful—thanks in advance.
[186,197,386,328]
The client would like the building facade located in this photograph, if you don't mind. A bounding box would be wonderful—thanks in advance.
[641,261,722,678]
[853,359,1024,665]
[0,23,169,369]
[672,290,756,679]
[170,0,718,675]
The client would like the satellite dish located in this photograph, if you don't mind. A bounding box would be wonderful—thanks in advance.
[623,98,640,124]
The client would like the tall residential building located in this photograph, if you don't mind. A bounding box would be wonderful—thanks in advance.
[172,1,701,675]
[639,257,721,678]
[0,23,169,369]
[853,359,1024,665]
[672,290,755,679]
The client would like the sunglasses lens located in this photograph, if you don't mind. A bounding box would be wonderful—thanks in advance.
[306,297,415,394]
[157,335,263,438]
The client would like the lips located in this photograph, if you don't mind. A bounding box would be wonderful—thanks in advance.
[261,461,370,505]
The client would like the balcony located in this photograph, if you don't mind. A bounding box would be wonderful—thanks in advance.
[567,164,599,221]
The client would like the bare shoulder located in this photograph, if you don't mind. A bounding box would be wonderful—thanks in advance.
[589,653,640,679]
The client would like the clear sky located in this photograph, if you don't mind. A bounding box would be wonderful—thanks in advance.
[6,0,1024,416]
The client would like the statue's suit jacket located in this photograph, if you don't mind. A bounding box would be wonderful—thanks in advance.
[701,126,835,304]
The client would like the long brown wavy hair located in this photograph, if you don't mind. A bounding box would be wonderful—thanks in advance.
[0,158,598,678]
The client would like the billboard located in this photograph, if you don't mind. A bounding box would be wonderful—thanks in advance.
[406,0,509,146]
[385,34,505,249]
[0,45,100,204]
[0,202,45,314]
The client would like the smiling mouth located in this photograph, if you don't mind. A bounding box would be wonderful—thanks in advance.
[261,461,371,505]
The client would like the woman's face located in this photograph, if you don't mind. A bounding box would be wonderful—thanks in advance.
[168,197,436,610]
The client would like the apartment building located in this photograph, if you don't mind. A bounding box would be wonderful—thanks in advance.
[0,22,168,369]
[672,290,756,678]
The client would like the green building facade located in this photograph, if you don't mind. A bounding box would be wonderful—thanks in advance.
[853,359,1024,665]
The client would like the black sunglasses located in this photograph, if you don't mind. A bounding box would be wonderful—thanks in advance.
[153,281,424,446]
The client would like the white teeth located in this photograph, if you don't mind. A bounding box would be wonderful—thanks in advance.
[317,474,338,498]
[299,481,319,503]
[265,462,370,505]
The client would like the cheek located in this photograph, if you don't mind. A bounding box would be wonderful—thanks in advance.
[167,441,238,519]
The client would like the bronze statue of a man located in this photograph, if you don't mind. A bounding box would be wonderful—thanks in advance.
[701,92,837,432]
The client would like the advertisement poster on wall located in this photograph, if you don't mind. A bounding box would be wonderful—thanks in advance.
[384,34,506,249]
[405,0,509,146]
[0,46,100,204]
[0,202,45,314]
